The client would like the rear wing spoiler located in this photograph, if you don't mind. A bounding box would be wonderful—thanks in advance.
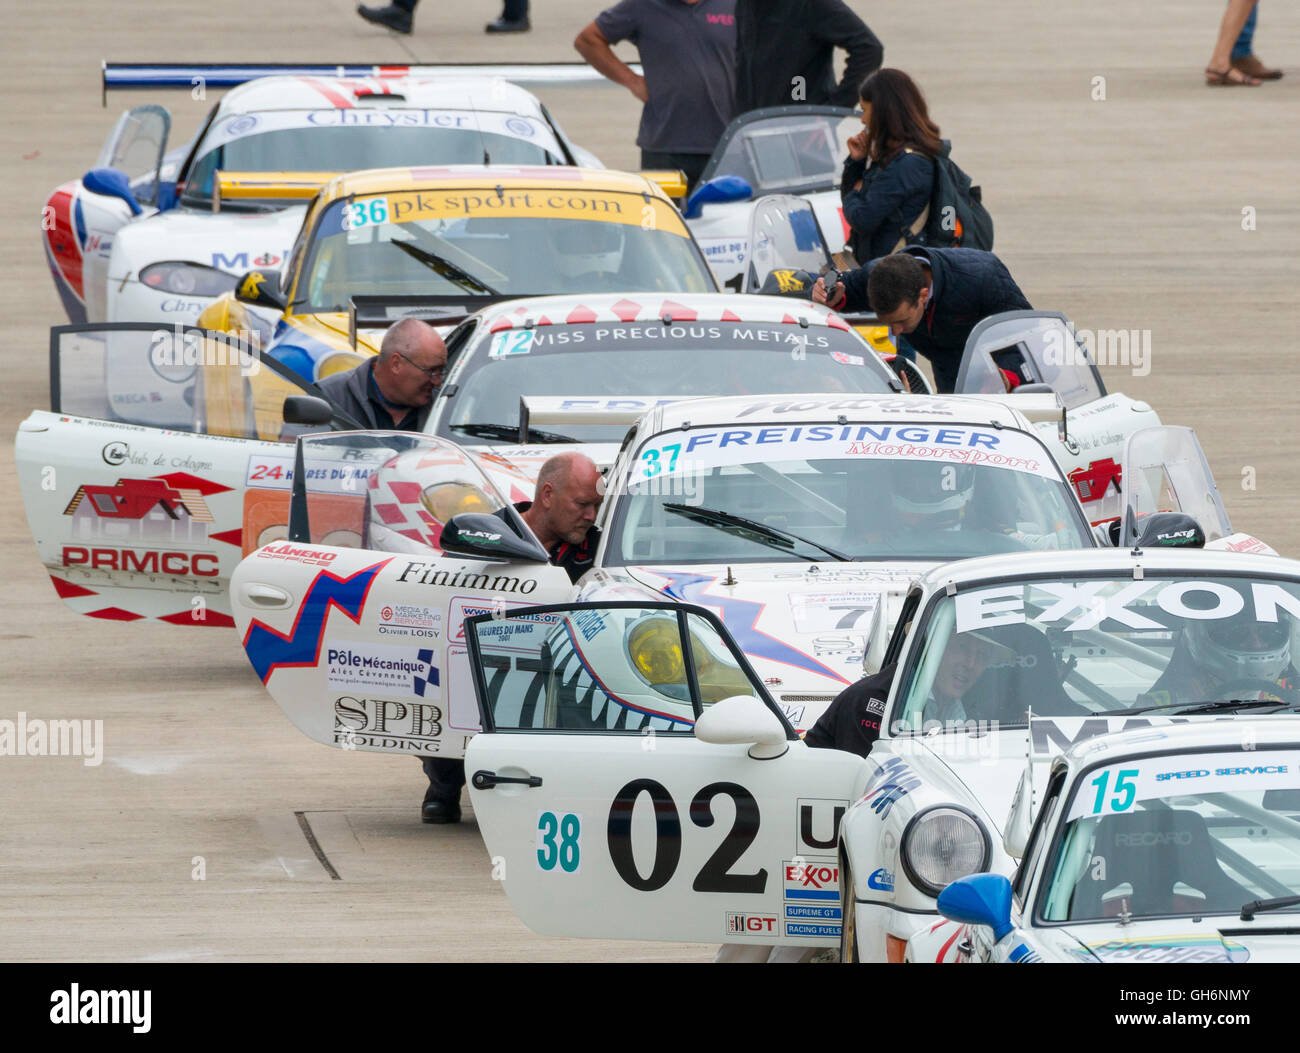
[518,395,688,442]
[213,170,338,212]
[102,61,643,105]
[965,391,1065,428]
[347,295,514,347]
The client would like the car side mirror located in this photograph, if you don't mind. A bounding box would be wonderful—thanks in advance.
[693,695,788,759]
[440,512,550,563]
[234,269,286,312]
[83,166,143,216]
[935,873,1014,941]
[682,175,754,219]
[1134,511,1205,549]
[282,396,335,426]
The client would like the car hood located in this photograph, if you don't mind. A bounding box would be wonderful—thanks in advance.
[1058,917,1300,963]
[109,205,306,275]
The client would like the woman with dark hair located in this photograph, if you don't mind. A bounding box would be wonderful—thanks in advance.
[840,69,942,262]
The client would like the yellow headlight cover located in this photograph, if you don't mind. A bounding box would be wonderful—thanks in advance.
[421,483,496,522]
[627,619,686,686]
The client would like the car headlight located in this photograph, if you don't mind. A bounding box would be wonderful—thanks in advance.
[901,805,990,898]
[317,352,366,379]
[421,482,497,522]
[627,618,685,686]
[625,617,754,704]
[140,261,240,297]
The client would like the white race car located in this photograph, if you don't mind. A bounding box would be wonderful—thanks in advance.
[908,719,1300,964]
[231,391,1106,754]
[420,546,1300,956]
[44,66,595,326]
[425,291,902,496]
[836,545,1300,962]
[683,106,859,290]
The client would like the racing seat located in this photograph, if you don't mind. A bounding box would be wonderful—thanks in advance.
[1068,809,1251,919]
[961,623,1086,722]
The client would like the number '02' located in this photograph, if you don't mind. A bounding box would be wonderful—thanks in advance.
[606,780,766,893]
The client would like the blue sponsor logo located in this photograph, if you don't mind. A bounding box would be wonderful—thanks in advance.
[674,424,1001,454]
[867,867,894,892]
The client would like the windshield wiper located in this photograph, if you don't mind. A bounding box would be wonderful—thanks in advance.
[1241,894,1300,921]
[1172,699,1290,715]
[662,503,851,562]
[391,239,499,295]
[450,422,578,444]
[1100,698,1288,718]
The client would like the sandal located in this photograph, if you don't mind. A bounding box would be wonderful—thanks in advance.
[1206,66,1262,86]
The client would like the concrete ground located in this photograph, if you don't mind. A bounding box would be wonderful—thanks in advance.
[1,0,1297,960]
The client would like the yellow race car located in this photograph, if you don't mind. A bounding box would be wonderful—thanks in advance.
[201,164,715,388]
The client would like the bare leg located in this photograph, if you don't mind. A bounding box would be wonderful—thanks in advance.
[1207,0,1262,83]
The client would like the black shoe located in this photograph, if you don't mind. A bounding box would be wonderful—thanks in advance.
[422,799,462,824]
[358,4,413,33]
[485,16,530,33]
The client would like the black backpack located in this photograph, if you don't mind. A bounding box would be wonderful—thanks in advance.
[912,142,994,251]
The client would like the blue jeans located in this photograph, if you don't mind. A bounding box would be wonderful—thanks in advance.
[1232,4,1257,61]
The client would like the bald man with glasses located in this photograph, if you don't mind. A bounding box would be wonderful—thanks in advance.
[316,317,447,432]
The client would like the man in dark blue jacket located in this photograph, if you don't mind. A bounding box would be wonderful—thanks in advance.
[813,246,1031,393]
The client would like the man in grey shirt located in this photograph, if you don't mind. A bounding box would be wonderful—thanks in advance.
[575,0,736,193]
[315,318,446,433]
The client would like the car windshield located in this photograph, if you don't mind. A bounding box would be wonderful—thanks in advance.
[606,420,1090,565]
[181,111,564,206]
[435,321,897,443]
[706,111,859,193]
[296,191,713,311]
[894,574,1300,729]
[1039,749,1300,924]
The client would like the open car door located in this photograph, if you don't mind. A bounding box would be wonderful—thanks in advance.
[1120,424,1272,554]
[15,323,331,626]
[955,310,1161,525]
[741,195,906,385]
[229,432,574,759]
[465,601,868,947]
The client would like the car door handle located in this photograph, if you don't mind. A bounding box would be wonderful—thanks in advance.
[957,939,973,956]
[472,769,542,790]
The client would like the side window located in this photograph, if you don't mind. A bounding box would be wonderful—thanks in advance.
[882,589,923,667]
[51,324,315,443]
[1015,769,1065,906]
[468,605,774,734]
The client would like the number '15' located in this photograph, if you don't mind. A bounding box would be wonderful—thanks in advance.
[1090,768,1139,814]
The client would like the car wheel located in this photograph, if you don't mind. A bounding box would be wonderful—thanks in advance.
[839,851,860,963]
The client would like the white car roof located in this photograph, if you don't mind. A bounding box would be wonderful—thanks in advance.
[474,293,861,331]
[1059,717,1300,771]
[917,545,1300,595]
[640,391,1033,436]
[214,75,547,119]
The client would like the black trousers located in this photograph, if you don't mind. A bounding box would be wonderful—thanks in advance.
[422,756,465,806]
[640,150,711,198]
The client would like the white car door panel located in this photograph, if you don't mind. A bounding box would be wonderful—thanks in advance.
[231,546,573,759]
[17,409,276,627]
[464,602,868,945]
